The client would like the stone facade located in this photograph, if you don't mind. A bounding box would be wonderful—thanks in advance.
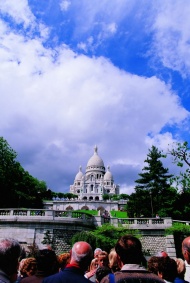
[44,200,126,212]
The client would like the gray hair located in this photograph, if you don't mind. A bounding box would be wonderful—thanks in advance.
[0,238,22,275]
[71,243,92,263]
[94,248,102,254]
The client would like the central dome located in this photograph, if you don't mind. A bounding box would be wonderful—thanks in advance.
[87,146,105,167]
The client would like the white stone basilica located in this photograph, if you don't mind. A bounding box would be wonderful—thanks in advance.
[70,146,120,200]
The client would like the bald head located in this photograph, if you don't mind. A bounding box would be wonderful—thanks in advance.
[182,237,190,250]
[182,237,190,264]
[70,241,93,271]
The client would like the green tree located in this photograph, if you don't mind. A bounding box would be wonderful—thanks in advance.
[102,194,110,201]
[71,224,139,253]
[71,231,97,251]
[168,141,190,191]
[0,137,50,208]
[41,230,55,249]
[0,137,18,207]
[119,194,130,200]
[110,194,120,201]
[127,146,175,217]
[167,141,190,220]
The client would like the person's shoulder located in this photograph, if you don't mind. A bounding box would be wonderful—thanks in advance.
[113,271,165,283]
[21,275,41,283]
[174,278,189,283]
[100,274,110,283]
[43,272,63,283]
[21,276,35,283]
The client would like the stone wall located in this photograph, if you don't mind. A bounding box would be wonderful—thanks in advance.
[0,222,176,257]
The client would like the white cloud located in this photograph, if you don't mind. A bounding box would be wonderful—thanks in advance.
[151,1,190,77]
[60,0,71,12]
[0,0,36,28]
[0,22,189,192]
[107,22,117,34]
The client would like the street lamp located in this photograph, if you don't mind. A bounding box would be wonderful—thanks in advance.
[149,191,154,218]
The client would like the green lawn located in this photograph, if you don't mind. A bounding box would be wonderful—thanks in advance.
[110,211,128,218]
[75,210,128,218]
[75,210,98,216]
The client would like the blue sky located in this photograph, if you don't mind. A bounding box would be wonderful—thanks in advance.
[0,0,190,194]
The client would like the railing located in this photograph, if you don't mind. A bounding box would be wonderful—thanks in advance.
[118,218,164,225]
[0,209,173,228]
[115,217,171,229]
[0,209,94,223]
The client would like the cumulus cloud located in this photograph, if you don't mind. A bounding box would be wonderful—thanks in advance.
[0,0,36,28]
[149,1,190,77]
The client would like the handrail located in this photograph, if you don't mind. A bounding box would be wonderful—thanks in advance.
[0,209,177,228]
[0,209,93,222]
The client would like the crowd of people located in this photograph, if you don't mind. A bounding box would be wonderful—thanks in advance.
[1,235,190,283]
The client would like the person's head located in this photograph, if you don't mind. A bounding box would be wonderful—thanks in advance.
[175,258,186,279]
[94,248,102,259]
[57,252,71,271]
[148,256,177,282]
[115,235,143,266]
[70,241,93,272]
[35,249,59,276]
[96,266,112,283]
[97,251,109,268]
[108,248,120,272]
[182,237,190,264]
[0,238,22,282]
[148,256,160,275]
[89,258,98,271]
[156,256,177,282]
[19,257,37,277]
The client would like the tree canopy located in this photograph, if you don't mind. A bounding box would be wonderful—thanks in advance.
[0,137,51,208]
[167,141,190,219]
[71,224,139,252]
[127,146,176,218]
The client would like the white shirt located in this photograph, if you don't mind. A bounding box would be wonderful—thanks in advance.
[184,260,190,282]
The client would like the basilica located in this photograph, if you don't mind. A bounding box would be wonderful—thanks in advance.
[44,146,122,211]
[70,146,120,200]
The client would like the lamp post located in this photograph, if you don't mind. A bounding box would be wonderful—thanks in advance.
[150,191,154,218]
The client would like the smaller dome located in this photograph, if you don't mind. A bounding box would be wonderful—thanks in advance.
[75,166,83,180]
[104,166,113,181]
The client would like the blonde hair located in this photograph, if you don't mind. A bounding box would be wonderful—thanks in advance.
[175,258,186,277]
[109,248,119,272]
[89,258,98,271]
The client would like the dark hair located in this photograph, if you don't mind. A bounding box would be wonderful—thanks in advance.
[35,249,59,276]
[148,256,160,274]
[115,235,143,264]
[157,257,177,282]
[0,238,21,275]
[96,266,112,283]
[148,256,177,282]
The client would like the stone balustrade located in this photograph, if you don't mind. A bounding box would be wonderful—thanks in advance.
[0,209,175,229]
[0,209,94,225]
